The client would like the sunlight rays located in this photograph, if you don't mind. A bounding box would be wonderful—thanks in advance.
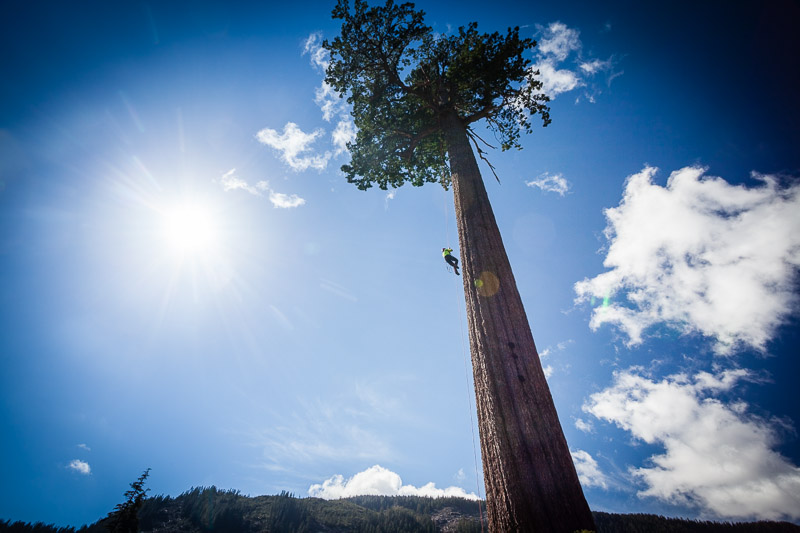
[161,201,219,259]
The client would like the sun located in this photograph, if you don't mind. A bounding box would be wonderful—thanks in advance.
[161,201,219,258]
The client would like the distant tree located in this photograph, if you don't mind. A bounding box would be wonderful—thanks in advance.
[104,469,150,533]
[324,1,595,531]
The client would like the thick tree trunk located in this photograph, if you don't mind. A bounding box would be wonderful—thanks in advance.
[442,111,596,533]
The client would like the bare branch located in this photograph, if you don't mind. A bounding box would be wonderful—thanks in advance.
[466,128,501,183]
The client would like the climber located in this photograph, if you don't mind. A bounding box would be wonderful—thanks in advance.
[442,247,460,275]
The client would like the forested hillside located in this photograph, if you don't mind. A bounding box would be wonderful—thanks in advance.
[3,489,799,533]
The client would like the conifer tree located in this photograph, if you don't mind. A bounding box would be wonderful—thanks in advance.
[105,469,151,533]
[324,1,596,531]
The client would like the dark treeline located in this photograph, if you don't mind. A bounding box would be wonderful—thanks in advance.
[3,491,799,532]
[592,512,800,533]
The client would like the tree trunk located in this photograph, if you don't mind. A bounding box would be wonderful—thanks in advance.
[442,111,596,533]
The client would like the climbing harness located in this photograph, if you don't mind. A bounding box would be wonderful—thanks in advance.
[443,247,460,275]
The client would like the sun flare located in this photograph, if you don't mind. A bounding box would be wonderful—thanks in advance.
[161,202,219,258]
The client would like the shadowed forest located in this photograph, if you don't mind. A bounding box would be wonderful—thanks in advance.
[3,489,799,533]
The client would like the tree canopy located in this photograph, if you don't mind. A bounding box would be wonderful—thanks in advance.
[323,0,551,190]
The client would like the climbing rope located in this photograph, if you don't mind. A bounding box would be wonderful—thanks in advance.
[444,186,485,531]
[454,274,486,532]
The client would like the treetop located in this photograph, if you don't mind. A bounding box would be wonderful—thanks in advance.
[323,0,551,190]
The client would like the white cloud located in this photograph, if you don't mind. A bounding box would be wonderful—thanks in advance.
[332,119,356,156]
[531,61,581,99]
[68,459,91,475]
[537,22,581,61]
[216,169,306,209]
[579,58,611,75]
[538,339,571,379]
[269,190,306,209]
[303,32,329,72]
[77,443,91,452]
[256,122,331,172]
[575,166,800,354]
[528,22,620,102]
[574,418,594,433]
[304,33,349,123]
[309,465,479,500]
[584,368,800,520]
[218,168,262,195]
[315,82,344,122]
[300,33,358,156]
[571,449,608,489]
[526,171,571,195]
[384,190,396,210]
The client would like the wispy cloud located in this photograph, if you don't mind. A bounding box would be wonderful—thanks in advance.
[256,123,331,172]
[68,459,91,475]
[253,381,416,470]
[529,22,620,102]
[579,58,612,75]
[575,166,800,354]
[308,465,479,500]
[571,449,608,489]
[218,168,263,195]
[585,368,800,520]
[574,418,594,433]
[332,119,356,156]
[320,278,358,302]
[77,443,91,452]
[216,169,306,209]
[384,190,396,210]
[303,32,329,71]
[256,402,393,466]
[526,172,571,195]
[537,339,572,379]
[268,190,306,209]
[315,82,343,122]
[304,32,350,125]
[257,34,357,172]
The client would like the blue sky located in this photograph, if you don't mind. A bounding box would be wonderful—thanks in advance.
[2,0,799,527]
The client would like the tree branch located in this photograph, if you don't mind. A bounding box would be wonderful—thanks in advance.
[466,127,501,183]
[396,124,441,160]
[463,104,499,125]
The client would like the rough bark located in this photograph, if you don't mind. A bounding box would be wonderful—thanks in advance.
[442,111,596,533]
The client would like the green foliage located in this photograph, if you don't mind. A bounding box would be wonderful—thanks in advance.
[265,491,315,532]
[180,487,253,533]
[455,518,484,532]
[5,495,800,533]
[104,469,151,533]
[0,521,76,533]
[345,494,481,516]
[323,0,550,191]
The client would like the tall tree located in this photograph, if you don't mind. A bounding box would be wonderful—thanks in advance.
[324,1,596,531]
